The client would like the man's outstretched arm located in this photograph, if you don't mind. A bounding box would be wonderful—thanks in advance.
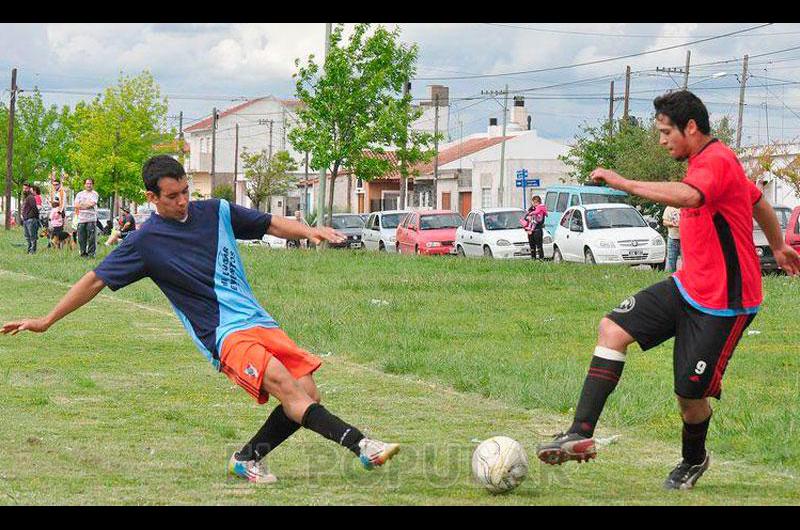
[1,271,107,335]
[589,168,703,208]
[753,197,800,276]
[266,215,346,246]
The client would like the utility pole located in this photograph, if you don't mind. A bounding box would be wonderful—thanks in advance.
[178,111,184,165]
[736,54,749,150]
[399,80,410,211]
[281,107,286,150]
[268,119,274,159]
[656,50,691,90]
[233,123,239,205]
[683,50,691,89]
[608,80,615,138]
[623,66,631,122]
[303,151,309,213]
[481,85,510,207]
[498,84,508,207]
[210,107,218,194]
[317,22,332,228]
[432,93,440,208]
[4,68,16,230]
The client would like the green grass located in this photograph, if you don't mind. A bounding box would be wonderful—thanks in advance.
[0,227,798,505]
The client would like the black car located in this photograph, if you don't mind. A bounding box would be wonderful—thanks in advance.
[329,214,366,249]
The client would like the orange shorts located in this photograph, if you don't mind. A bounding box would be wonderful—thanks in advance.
[219,326,322,404]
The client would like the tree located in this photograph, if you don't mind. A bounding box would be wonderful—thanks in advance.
[212,184,234,203]
[69,71,171,213]
[289,23,423,225]
[746,142,800,199]
[241,149,298,212]
[1,90,62,202]
[712,115,736,148]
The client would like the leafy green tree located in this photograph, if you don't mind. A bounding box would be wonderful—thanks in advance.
[241,149,298,212]
[289,23,423,225]
[212,183,234,203]
[712,116,736,147]
[70,71,171,213]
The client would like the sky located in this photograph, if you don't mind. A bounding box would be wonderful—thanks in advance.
[2,22,800,146]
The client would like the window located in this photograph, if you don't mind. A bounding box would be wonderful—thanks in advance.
[586,208,647,230]
[570,194,580,207]
[556,192,569,212]
[580,193,629,205]
[545,192,558,212]
[420,213,463,230]
[481,188,492,208]
[570,211,584,232]
[331,215,365,230]
[484,209,524,230]
[381,213,404,229]
[775,208,791,230]
[472,215,484,233]
[367,214,377,230]
[560,210,573,228]
[465,213,474,231]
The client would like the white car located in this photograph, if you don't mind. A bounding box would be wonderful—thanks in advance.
[455,207,554,259]
[237,234,287,249]
[552,203,665,266]
[361,210,409,252]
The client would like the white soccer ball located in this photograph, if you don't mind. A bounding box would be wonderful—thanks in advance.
[471,436,529,494]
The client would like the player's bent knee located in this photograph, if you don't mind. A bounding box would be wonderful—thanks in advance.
[597,317,634,351]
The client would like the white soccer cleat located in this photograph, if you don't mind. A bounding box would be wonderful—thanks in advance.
[358,438,400,470]
[228,453,278,484]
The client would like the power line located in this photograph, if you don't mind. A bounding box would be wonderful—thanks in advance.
[413,23,772,81]
[482,23,800,39]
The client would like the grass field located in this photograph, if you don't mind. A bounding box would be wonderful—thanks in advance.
[0,228,798,505]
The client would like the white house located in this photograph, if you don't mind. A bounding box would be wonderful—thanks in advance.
[740,143,800,209]
[183,96,307,213]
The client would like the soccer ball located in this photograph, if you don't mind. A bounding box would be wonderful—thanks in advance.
[471,436,529,494]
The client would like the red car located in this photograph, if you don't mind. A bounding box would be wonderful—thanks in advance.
[396,210,463,255]
[787,206,800,253]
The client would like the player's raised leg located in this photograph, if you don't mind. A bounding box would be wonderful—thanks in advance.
[537,317,633,465]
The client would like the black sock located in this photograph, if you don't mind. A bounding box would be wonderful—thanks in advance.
[682,414,711,465]
[236,405,301,462]
[301,403,364,456]
[568,354,625,437]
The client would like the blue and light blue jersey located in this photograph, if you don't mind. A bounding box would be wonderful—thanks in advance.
[94,199,278,368]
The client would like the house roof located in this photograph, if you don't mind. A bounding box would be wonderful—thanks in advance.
[184,97,302,133]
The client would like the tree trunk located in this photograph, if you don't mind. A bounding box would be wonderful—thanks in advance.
[326,172,336,227]
[346,173,352,212]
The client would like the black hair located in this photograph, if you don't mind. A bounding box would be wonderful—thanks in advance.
[142,155,186,196]
[653,90,711,135]
[33,185,41,194]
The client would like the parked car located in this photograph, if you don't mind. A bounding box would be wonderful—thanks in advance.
[396,210,463,255]
[358,213,370,224]
[362,210,409,252]
[754,205,793,273]
[330,213,366,249]
[96,208,113,234]
[787,206,800,254]
[543,185,629,237]
[133,209,154,228]
[455,207,553,259]
[237,234,287,249]
[552,203,665,267]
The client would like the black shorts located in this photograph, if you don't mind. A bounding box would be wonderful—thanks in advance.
[606,278,755,400]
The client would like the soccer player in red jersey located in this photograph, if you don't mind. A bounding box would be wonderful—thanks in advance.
[537,91,800,490]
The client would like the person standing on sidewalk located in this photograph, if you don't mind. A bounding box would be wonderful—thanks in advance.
[21,183,41,254]
[74,178,100,258]
[663,205,682,272]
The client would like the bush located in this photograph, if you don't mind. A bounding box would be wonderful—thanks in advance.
[211,184,234,203]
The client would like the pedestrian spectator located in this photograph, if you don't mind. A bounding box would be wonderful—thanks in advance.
[522,195,548,260]
[21,183,40,254]
[74,178,99,258]
[663,205,682,272]
[105,206,136,246]
[48,173,67,217]
[48,199,71,249]
[33,185,43,208]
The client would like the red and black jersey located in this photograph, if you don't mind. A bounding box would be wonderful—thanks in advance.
[673,139,762,316]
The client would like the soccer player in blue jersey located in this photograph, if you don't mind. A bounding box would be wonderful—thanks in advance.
[2,155,400,484]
